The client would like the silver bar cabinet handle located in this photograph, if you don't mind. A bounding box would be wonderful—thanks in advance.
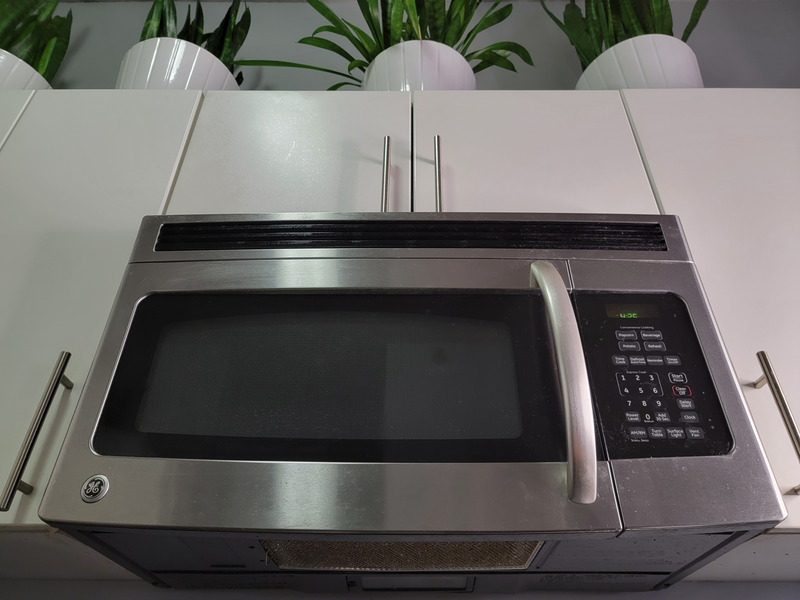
[1,351,73,511]
[434,135,442,213]
[530,262,597,504]
[381,136,391,212]
[752,351,800,494]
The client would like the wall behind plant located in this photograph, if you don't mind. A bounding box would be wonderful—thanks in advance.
[52,1,800,90]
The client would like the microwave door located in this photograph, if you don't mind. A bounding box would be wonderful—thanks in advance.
[41,258,622,536]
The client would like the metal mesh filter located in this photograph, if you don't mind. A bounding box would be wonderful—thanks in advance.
[260,540,544,572]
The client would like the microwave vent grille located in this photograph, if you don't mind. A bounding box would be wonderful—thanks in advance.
[260,540,544,572]
[155,221,667,252]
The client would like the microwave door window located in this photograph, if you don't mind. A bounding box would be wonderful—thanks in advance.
[94,294,566,463]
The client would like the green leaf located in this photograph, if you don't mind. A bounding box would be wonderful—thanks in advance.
[0,0,45,50]
[563,2,595,70]
[630,0,654,35]
[618,0,645,38]
[305,0,371,61]
[357,0,384,51]
[459,1,511,56]
[682,0,708,42]
[159,0,178,38]
[389,0,404,45]
[328,81,361,90]
[402,0,422,40]
[583,0,603,58]
[348,59,370,73]
[235,71,243,86]
[36,10,70,83]
[299,35,357,65]
[140,0,163,42]
[651,0,673,36]
[230,5,251,64]
[468,48,515,72]
[312,25,339,37]
[177,4,193,40]
[381,0,391,48]
[343,19,378,58]
[234,59,362,83]
[465,41,532,66]
[424,0,446,42]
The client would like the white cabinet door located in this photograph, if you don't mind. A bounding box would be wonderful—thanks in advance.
[0,90,201,531]
[0,91,33,150]
[622,89,800,536]
[413,91,658,214]
[167,92,412,214]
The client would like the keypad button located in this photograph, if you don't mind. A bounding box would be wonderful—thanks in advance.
[686,427,705,440]
[672,385,692,397]
[629,355,646,366]
[665,356,682,366]
[642,413,655,424]
[640,330,663,341]
[646,355,665,366]
[676,398,695,410]
[644,341,667,352]
[648,427,666,439]
[655,411,671,423]
[619,341,641,352]
[629,427,648,439]
[616,330,638,341]
[625,412,641,422]
[680,412,700,423]
[668,372,688,384]
[666,427,686,440]
[612,355,629,366]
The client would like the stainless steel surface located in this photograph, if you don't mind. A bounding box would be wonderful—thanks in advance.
[434,136,442,212]
[381,136,390,213]
[40,255,622,535]
[753,374,768,389]
[129,213,692,264]
[530,262,596,504]
[570,259,787,533]
[755,351,800,484]
[1,351,73,511]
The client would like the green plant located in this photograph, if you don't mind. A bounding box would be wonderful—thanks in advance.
[540,0,709,70]
[0,0,72,84]
[236,0,533,90]
[140,0,251,84]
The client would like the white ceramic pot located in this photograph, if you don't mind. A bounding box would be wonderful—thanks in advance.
[576,34,703,91]
[0,48,51,90]
[362,41,476,92]
[116,38,239,92]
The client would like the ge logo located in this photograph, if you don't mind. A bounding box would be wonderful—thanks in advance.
[80,475,109,503]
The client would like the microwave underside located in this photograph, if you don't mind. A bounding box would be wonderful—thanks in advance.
[67,527,754,592]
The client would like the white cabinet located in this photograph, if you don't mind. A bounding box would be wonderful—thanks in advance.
[0,90,200,577]
[412,91,659,214]
[0,91,32,149]
[622,88,800,577]
[167,92,412,214]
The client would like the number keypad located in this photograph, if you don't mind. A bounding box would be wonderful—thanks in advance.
[616,372,662,397]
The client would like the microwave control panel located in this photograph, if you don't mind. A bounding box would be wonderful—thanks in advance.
[574,293,733,459]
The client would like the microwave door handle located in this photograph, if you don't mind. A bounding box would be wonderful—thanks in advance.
[381,136,390,212]
[530,262,597,504]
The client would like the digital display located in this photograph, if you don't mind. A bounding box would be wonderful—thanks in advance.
[605,304,659,319]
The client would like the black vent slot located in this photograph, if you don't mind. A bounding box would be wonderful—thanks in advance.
[155,221,667,252]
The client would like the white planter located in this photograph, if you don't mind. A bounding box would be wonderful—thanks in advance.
[576,34,703,91]
[0,48,51,90]
[362,41,476,92]
[116,38,238,92]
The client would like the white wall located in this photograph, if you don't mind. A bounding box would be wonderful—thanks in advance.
[51,1,800,90]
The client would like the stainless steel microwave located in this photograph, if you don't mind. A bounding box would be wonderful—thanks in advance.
[40,213,785,592]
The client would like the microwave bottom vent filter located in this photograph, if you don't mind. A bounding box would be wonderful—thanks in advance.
[260,540,544,572]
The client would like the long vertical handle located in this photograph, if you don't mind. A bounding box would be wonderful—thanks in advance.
[530,263,597,504]
[1,352,73,512]
[434,135,442,213]
[753,351,800,492]
[381,136,391,212]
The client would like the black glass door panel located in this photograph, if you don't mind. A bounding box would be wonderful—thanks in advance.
[94,293,567,462]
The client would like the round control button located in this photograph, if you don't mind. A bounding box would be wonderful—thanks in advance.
[81,475,109,503]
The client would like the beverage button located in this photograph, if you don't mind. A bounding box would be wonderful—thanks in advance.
[648,427,666,439]
[644,341,667,352]
[666,427,686,440]
[668,372,688,384]
[629,355,646,366]
[676,398,696,410]
[655,411,671,423]
[619,341,641,352]
[665,356,682,366]
[680,412,700,423]
[616,330,638,341]
[625,412,641,423]
[640,330,663,341]
[686,427,705,440]
[646,355,664,366]
[629,427,648,439]
[672,385,692,397]
[612,355,629,366]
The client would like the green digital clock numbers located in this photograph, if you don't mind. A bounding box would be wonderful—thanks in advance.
[605,304,659,319]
